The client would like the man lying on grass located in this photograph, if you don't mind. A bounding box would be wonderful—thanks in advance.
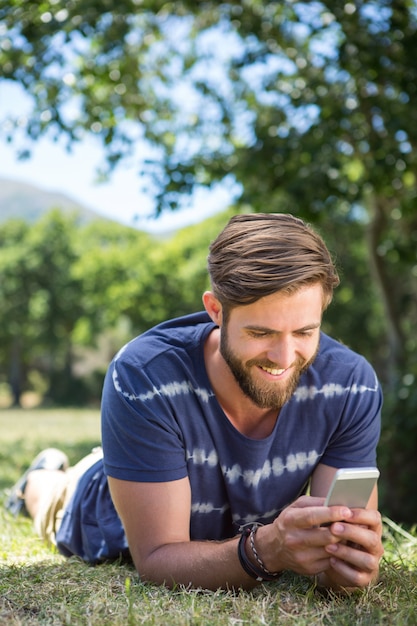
[5,213,384,592]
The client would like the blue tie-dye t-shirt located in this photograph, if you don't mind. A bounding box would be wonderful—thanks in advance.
[101,311,381,541]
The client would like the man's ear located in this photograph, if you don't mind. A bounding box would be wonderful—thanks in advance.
[202,291,223,326]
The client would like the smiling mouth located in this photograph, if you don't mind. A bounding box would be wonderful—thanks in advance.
[260,365,286,376]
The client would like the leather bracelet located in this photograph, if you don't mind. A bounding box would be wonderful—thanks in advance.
[237,527,281,582]
[249,525,282,579]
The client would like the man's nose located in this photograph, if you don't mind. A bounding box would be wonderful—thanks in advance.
[266,337,295,369]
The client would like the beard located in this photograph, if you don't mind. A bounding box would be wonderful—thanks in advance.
[220,329,318,410]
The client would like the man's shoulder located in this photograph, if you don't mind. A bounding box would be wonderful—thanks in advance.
[316,332,375,376]
[319,332,367,361]
[150,311,213,337]
[296,333,380,407]
[114,311,214,366]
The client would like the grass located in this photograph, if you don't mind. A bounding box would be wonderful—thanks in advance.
[1,409,417,625]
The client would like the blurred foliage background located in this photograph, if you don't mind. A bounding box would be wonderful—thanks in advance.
[0,0,416,523]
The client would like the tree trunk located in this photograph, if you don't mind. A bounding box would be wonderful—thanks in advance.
[365,195,405,388]
[9,336,22,407]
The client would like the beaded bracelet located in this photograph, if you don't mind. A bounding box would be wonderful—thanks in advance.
[237,526,282,582]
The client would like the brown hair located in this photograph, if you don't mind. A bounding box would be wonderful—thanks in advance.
[207,213,340,313]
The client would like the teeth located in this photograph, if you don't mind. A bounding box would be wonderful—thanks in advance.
[261,366,285,375]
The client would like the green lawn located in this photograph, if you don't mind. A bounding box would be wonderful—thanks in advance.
[1,409,416,625]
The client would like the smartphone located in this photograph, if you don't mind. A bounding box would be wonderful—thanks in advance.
[324,467,380,508]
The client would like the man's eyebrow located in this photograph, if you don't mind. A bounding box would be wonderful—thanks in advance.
[244,322,321,333]
[293,322,321,332]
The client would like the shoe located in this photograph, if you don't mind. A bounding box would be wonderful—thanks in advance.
[5,448,69,517]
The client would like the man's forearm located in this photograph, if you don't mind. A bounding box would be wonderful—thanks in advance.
[134,536,260,590]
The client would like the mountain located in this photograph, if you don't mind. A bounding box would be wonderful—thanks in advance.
[0,178,105,224]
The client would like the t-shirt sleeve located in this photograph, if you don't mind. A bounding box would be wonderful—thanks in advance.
[319,357,382,469]
[101,351,189,483]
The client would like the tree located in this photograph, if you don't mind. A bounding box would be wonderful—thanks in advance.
[1,1,415,363]
[0,219,33,405]
[72,219,154,338]
[0,212,82,404]
[26,210,87,404]
[1,0,417,519]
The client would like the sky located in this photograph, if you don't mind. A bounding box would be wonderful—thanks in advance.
[0,81,236,233]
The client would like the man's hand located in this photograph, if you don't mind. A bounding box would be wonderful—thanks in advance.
[253,496,384,591]
[318,506,384,590]
[254,496,352,577]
